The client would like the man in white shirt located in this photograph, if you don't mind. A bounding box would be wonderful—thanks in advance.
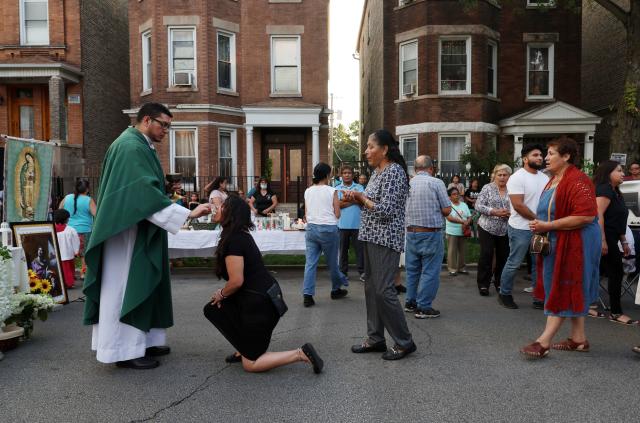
[498,144,549,309]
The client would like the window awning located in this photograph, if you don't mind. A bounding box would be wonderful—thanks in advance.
[499,101,601,135]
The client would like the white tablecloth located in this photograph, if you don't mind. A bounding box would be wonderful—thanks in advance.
[168,229,307,258]
[9,247,29,292]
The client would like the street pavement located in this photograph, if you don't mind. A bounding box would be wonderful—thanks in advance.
[1,267,639,422]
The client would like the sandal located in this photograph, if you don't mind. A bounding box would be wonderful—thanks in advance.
[551,338,590,352]
[301,343,324,374]
[588,309,606,318]
[632,346,640,355]
[609,314,639,325]
[519,341,550,359]
[224,352,242,363]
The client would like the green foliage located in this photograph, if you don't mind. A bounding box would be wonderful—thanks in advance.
[0,246,11,261]
[623,83,640,118]
[264,157,273,182]
[579,158,597,177]
[458,145,518,176]
[332,121,361,164]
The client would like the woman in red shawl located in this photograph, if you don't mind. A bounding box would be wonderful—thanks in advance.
[520,136,601,358]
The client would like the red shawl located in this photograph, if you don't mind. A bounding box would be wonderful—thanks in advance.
[533,165,597,314]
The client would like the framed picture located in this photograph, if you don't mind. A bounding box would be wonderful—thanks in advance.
[11,222,68,304]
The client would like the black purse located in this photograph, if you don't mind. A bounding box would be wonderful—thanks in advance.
[245,280,288,317]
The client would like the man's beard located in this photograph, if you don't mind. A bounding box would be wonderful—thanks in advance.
[528,161,544,170]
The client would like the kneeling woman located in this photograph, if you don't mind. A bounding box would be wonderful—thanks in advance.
[204,196,323,373]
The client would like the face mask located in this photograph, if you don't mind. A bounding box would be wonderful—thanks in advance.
[260,183,267,189]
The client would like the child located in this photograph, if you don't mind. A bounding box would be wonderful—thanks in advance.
[54,209,80,289]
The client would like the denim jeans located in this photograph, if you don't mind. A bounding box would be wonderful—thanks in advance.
[405,231,444,309]
[302,224,347,295]
[500,225,537,295]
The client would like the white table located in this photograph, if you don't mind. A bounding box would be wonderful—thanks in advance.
[168,229,307,258]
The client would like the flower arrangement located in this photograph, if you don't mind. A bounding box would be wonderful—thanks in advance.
[0,247,14,329]
[27,269,53,295]
[5,292,55,339]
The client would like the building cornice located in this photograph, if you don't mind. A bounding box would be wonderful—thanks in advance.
[123,104,245,117]
[0,62,82,83]
[396,121,500,135]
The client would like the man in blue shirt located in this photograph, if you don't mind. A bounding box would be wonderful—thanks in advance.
[335,166,365,281]
[404,156,451,319]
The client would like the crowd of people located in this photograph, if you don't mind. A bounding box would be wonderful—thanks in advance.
[76,102,639,375]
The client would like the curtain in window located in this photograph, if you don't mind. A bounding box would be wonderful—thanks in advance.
[24,0,48,45]
[218,34,232,89]
[528,47,549,96]
[402,138,417,174]
[273,38,299,92]
[219,132,232,177]
[440,136,466,175]
[441,40,467,91]
[172,30,195,76]
[174,130,196,178]
[402,42,417,87]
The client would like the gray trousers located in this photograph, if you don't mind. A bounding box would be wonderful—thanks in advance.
[363,242,413,349]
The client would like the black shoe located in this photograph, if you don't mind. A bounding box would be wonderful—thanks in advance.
[498,294,519,309]
[351,341,387,353]
[303,295,315,307]
[479,288,490,296]
[145,346,171,357]
[395,284,407,294]
[330,288,348,299]
[449,272,458,277]
[415,308,441,319]
[532,300,544,310]
[225,352,242,363]
[459,270,469,275]
[116,357,159,370]
[382,342,417,360]
[404,301,417,313]
[301,343,324,374]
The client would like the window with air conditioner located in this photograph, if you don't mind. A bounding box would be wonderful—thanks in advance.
[439,37,471,95]
[142,31,152,92]
[20,0,49,45]
[217,31,236,91]
[400,135,418,175]
[271,36,301,94]
[526,43,554,100]
[399,40,418,98]
[169,27,196,87]
[170,128,198,191]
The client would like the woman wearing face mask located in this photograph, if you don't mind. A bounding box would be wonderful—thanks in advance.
[249,178,278,216]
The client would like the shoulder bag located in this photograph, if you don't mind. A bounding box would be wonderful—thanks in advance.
[530,192,554,256]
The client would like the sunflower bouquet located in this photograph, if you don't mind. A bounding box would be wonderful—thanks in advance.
[27,269,53,295]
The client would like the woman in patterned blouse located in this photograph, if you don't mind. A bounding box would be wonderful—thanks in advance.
[475,164,512,296]
[343,129,416,361]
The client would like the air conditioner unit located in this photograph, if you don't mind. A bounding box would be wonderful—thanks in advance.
[400,0,414,6]
[174,72,193,86]
[403,83,415,96]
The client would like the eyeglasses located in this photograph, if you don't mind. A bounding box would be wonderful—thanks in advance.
[151,117,172,130]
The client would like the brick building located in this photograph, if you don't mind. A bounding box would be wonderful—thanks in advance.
[357,0,601,175]
[126,0,330,202]
[582,0,627,161]
[0,0,130,177]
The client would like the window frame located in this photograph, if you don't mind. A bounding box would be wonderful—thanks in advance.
[438,36,472,95]
[217,30,237,92]
[526,43,554,100]
[438,133,471,175]
[169,127,199,189]
[218,129,238,189]
[399,134,418,175]
[399,39,419,99]
[141,31,152,92]
[20,0,49,46]
[487,40,498,98]
[270,35,302,95]
[167,26,197,88]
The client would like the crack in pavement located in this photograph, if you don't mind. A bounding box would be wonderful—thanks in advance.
[129,364,231,423]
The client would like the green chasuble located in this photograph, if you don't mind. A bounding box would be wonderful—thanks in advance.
[82,127,174,331]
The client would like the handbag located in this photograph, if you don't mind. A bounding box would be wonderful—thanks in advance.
[453,207,472,238]
[530,191,554,256]
[245,279,288,317]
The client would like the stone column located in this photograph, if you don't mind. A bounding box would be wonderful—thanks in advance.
[245,125,254,191]
[48,76,66,142]
[312,125,320,167]
[584,132,595,163]
[513,133,524,167]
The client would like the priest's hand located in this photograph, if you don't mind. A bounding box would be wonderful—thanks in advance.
[189,203,211,219]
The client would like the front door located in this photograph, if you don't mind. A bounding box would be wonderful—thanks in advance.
[8,86,50,140]
[263,131,307,203]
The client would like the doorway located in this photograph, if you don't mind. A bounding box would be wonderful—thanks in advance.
[262,130,307,203]
[8,85,49,140]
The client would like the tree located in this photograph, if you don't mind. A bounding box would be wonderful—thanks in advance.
[332,121,361,164]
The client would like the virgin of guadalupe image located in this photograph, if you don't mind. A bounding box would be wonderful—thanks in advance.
[15,150,38,220]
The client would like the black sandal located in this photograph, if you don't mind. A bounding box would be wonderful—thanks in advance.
[609,314,639,325]
[224,352,242,363]
[588,309,606,318]
[301,343,324,374]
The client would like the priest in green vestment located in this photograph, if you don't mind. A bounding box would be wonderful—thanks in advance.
[83,103,211,370]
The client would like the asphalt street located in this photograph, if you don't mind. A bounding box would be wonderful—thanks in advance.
[1,267,639,422]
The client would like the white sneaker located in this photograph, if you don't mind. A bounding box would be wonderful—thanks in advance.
[523,287,534,293]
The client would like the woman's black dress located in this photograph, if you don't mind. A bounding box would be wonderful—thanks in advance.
[203,231,280,360]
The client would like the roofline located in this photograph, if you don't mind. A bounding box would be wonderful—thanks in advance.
[355,0,369,54]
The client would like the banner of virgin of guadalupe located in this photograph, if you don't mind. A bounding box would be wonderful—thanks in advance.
[3,137,54,222]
